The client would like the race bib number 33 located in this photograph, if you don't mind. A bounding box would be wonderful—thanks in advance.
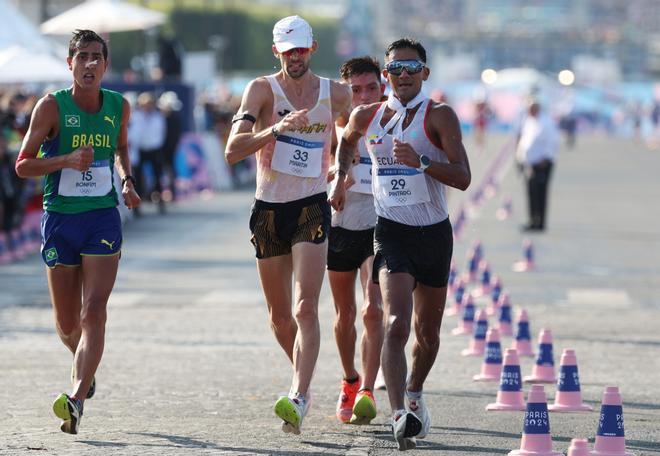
[271,135,324,178]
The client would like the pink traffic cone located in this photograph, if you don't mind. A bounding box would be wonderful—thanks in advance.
[486,349,526,411]
[590,387,635,456]
[524,329,557,383]
[508,385,562,456]
[487,276,502,316]
[466,249,479,283]
[447,261,458,295]
[453,208,466,241]
[548,349,593,412]
[0,233,11,265]
[513,239,535,272]
[451,295,475,335]
[10,228,27,261]
[446,277,466,317]
[568,438,591,456]
[496,196,513,220]
[497,293,513,336]
[472,260,491,297]
[512,309,534,357]
[462,309,488,356]
[474,328,502,382]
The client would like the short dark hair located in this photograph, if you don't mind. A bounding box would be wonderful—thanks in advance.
[339,56,381,81]
[69,30,108,61]
[385,38,427,63]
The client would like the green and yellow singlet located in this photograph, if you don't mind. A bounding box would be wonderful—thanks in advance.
[40,88,123,214]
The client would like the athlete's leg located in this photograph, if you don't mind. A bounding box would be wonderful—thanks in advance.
[46,266,83,354]
[358,256,383,390]
[257,254,296,361]
[379,269,415,411]
[407,283,447,393]
[328,268,359,381]
[289,241,326,396]
[71,254,119,401]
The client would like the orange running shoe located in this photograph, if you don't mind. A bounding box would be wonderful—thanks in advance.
[336,376,360,423]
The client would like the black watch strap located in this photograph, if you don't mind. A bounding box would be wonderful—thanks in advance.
[122,175,136,186]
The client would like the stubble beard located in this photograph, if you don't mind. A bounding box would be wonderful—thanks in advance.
[285,62,309,79]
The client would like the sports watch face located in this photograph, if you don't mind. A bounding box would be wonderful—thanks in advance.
[419,154,431,170]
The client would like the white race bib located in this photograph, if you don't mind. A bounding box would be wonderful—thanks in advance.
[271,134,323,177]
[374,166,430,207]
[58,159,112,197]
[348,156,373,194]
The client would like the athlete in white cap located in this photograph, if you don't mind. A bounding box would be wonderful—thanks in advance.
[225,15,351,435]
[330,38,471,451]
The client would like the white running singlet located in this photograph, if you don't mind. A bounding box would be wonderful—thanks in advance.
[255,75,333,203]
[331,129,376,230]
[365,98,449,226]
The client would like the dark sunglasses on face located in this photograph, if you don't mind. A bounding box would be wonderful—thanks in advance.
[385,60,425,76]
[281,47,311,57]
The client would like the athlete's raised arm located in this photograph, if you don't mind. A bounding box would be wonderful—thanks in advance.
[329,102,380,211]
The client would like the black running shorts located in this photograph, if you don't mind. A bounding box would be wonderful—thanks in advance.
[327,226,375,272]
[249,192,331,259]
[372,216,453,288]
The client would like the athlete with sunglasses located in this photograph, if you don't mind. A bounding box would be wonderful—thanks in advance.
[225,15,351,435]
[329,38,471,451]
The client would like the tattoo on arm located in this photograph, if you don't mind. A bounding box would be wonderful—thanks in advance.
[336,137,355,177]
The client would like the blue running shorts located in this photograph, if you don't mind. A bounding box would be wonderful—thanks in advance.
[41,207,122,268]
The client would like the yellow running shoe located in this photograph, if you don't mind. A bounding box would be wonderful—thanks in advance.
[274,394,308,435]
[52,393,82,434]
[350,388,377,425]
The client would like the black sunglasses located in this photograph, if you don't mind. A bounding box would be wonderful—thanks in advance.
[385,60,425,76]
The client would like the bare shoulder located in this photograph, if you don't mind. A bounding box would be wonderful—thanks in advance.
[427,101,459,123]
[29,94,59,127]
[35,93,59,116]
[329,79,351,104]
[351,102,382,127]
[242,76,274,103]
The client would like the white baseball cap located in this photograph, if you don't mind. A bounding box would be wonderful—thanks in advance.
[273,15,313,53]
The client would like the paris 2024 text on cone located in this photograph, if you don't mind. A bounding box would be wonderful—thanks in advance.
[474,328,502,382]
[590,386,635,456]
[487,348,525,411]
[508,384,562,456]
[548,349,593,412]
[524,328,557,383]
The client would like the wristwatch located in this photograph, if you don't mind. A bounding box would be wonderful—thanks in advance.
[417,154,431,172]
[121,175,136,186]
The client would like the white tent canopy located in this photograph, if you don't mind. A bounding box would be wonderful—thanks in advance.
[41,0,166,35]
[0,45,70,84]
[0,0,63,55]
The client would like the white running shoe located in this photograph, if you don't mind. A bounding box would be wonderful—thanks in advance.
[391,409,421,451]
[405,391,431,439]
